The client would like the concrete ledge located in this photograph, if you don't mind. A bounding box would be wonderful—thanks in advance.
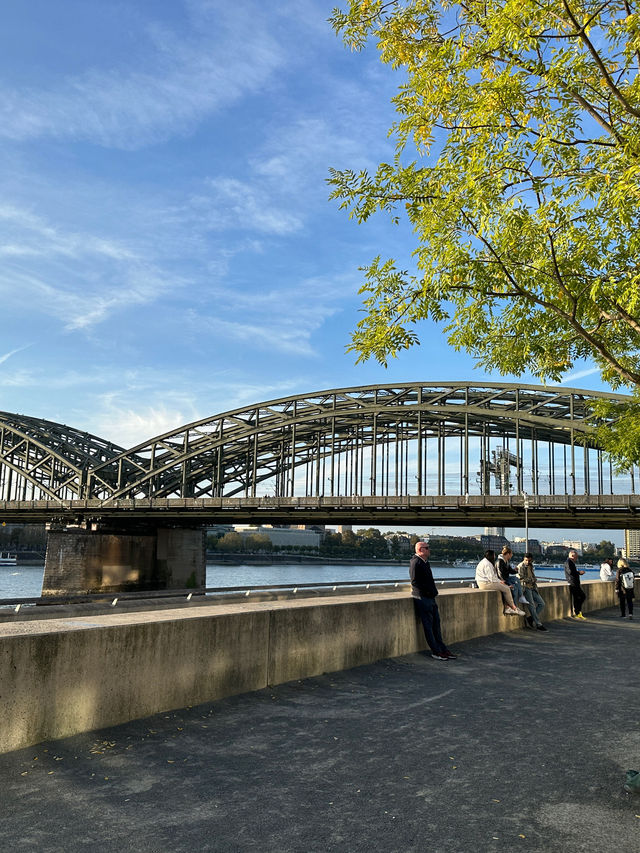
[0,578,622,753]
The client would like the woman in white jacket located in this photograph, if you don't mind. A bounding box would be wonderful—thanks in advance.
[475,550,525,615]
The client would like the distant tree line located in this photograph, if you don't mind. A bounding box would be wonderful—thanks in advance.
[205,528,619,563]
[0,524,47,551]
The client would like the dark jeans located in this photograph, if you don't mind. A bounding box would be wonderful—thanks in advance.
[618,589,634,616]
[414,596,448,655]
[569,585,586,615]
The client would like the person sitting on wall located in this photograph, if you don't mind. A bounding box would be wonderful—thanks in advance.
[600,557,615,582]
[410,541,457,661]
[496,545,527,607]
[517,552,548,631]
[475,550,525,616]
[615,558,635,620]
[565,549,586,619]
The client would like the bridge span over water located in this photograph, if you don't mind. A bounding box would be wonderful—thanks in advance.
[0,381,638,529]
[1,381,637,594]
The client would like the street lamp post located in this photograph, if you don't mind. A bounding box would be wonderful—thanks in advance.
[523,492,530,553]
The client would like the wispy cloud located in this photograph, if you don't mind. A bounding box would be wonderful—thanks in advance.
[81,375,304,446]
[0,345,32,366]
[559,367,601,384]
[186,270,357,357]
[0,204,182,330]
[0,2,284,149]
[196,178,303,235]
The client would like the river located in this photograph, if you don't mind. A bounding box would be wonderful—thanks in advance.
[0,561,596,600]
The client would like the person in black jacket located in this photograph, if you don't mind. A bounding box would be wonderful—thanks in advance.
[615,557,635,620]
[410,541,456,661]
[496,546,525,607]
[565,549,586,619]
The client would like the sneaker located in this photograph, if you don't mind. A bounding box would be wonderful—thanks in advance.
[504,607,518,615]
[514,608,526,616]
[442,651,458,659]
[536,624,548,631]
[431,653,449,661]
[629,615,634,620]
[575,613,586,620]
[519,595,529,604]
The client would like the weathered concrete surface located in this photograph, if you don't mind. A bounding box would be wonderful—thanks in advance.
[0,579,620,753]
[42,527,205,595]
[0,607,638,853]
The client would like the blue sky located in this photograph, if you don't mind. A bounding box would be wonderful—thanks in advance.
[0,1,622,545]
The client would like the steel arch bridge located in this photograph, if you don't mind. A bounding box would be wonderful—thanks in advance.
[0,383,636,517]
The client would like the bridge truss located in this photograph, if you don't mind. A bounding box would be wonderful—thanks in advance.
[0,383,635,511]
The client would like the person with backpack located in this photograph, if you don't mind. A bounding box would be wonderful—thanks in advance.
[615,558,635,620]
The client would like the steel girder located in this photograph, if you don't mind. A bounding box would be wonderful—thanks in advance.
[81,382,631,502]
[0,383,633,505]
[0,411,134,501]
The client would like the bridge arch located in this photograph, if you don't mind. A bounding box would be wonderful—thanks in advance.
[0,411,131,502]
[0,383,635,505]
[85,382,636,503]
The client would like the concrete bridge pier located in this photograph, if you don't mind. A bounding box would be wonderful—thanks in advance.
[41,525,206,596]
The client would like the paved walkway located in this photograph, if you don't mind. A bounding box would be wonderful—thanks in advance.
[1,607,639,852]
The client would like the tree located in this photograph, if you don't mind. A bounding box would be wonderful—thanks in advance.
[215,531,243,552]
[244,533,273,553]
[330,1,640,464]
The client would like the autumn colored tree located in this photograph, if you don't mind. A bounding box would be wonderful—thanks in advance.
[330,0,640,464]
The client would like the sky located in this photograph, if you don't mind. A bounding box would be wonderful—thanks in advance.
[0,1,624,545]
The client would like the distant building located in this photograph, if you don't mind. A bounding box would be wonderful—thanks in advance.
[383,532,411,547]
[511,538,542,556]
[480,533,509,553]
[562,540,583,555]
[235,526,322,548]
[546,544,569,560]
[206,524,233,538]
[624,529,640,561]
[484,527,505,537]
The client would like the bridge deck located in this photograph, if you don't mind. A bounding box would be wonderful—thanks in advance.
[2,492,640,527]
[0,606,637,852]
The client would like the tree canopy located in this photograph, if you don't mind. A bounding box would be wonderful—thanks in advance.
[329,0,640,463]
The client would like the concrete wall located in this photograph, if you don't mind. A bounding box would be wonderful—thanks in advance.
[0,578,623,753]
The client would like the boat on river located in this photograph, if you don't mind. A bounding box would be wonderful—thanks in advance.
[0,551,17,566]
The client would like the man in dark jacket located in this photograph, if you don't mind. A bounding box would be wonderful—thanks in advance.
[410,541,456,660]
[565,549,586,619]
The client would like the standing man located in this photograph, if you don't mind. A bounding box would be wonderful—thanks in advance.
[410,541,456,661]
[565,549,586,619]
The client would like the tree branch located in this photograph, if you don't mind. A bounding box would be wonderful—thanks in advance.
[561,0,640,119]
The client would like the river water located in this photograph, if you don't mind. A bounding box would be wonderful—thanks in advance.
[0,561,594,600]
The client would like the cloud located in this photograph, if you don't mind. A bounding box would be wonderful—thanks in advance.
[81,376,304,447]
[0,345,32,366]
[196,178,303,235]
[559,367,601,384]
[186,270,357,357]
[0,2,284,149]
[0,203,182,330]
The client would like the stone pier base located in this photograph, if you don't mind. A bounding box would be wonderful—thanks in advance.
[42,527,205,596]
